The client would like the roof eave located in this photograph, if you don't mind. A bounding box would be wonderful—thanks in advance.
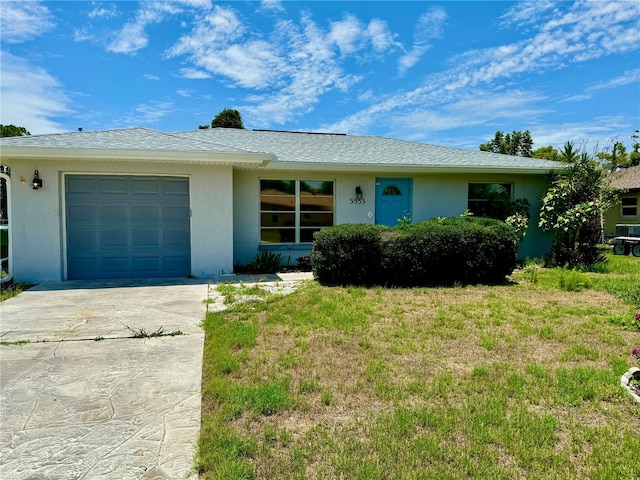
[251,161,563,175]
[0,146,272,166]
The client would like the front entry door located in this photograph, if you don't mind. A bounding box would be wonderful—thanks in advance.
[375,178,412,226]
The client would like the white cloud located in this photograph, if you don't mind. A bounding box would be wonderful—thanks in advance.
[120,101,174,126]
[88,6,118,19]
[179,68,210,79]
[107,1,211,55]
[587,69,640,91]
[327,0,640,139]
[499,1,557,29]
[168,8,399,125]
[259,0,285,14]
[0,1,54,43]
[398,8,447,75]
[0,51,71,134]
[144,74,161,81]
[177,89,192,97]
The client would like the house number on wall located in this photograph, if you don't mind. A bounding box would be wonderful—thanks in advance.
[350,186,365,204]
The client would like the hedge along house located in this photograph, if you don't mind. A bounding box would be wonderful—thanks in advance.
[604,165,640,238]
[0,127,562,282]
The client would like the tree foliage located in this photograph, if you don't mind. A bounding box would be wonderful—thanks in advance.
[595,130,640,170]
[479,130,533,157]
[538,142,618,267]
[211,108,245,129]
[0,124,30,137]
[532,145,560,161]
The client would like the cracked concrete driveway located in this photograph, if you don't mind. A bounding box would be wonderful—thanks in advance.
[0,278,211,480]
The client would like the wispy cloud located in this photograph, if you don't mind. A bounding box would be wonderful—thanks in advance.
[587,68,640,91]
[168,6,398,125]
[120,101,174,126]
[179,68,211,79]
[259,0,285,14]
[0,52,71,134]
[324,1,640,141]
[88,5,119,20]
[144,74,161,81]
[0,1,54,43]
[398,7,447,76]
[499,1,558,29]
[107,1,211,55]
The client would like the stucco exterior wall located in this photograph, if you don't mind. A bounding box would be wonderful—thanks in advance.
[604,191,640,237]
[5,159,234,282]
[233,169,552,265]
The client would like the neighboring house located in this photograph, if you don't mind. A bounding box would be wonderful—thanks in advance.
[604,165,640,237]
[0,127,562,282]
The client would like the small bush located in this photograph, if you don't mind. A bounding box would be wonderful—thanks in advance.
[311,217,518,287]
[235,250,283,274]
[310,223,387,286]
[559,269,591,292]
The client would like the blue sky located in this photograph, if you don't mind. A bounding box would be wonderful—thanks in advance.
[1,1,639,151]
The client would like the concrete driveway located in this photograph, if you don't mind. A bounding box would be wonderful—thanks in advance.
[0,278,212,480]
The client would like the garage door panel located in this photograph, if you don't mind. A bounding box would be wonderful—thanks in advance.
[67,177,96,194]
[100,178,127,194]
[165,256,190,272]
[100,229,128,248]
[164,229,189,248]
[101,256,129,274]
[99,205,128,223]
[164,206,189,222]
[69,256,99,274]
[68,205,97,223]
[132,230,160,248]
[132,179,159,195]
[164,179,189,195]
[68,228,97,250]
[132,257,160,272]
[66,175,190,279]
[132,206,160,222]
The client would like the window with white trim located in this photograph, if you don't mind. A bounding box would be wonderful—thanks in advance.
[621,197,638,217]
[467,183,512,219]
[260,179,334,243]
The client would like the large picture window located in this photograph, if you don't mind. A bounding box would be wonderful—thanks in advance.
[621,197,638,217]
[260,179,334,243]
[467,183,512,219]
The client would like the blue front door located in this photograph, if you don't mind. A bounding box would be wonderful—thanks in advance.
[375,178,412,226]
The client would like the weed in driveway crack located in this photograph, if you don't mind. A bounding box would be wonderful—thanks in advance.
[126,325,184,338]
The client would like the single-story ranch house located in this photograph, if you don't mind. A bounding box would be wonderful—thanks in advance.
[604,164,640,237]
[0,127,563,282]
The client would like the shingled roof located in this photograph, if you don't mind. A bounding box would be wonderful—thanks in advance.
[0,127,248,153]
[1,127,564,173]
[176,128,563,173]
[610,165,640,191]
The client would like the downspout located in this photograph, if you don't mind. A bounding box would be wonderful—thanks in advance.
[0,171,12,283]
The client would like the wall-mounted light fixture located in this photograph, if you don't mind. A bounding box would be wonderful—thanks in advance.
[32,170,43,190]
[355,186,363,199]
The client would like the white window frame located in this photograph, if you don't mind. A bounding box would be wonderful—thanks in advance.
[259,179,334,244]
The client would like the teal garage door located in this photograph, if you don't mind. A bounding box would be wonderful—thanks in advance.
[66,175,190,280]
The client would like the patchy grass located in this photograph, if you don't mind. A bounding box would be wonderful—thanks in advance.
[197,253,640,479]
[0,282,34,302]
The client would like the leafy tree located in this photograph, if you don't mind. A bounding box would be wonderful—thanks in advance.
[479,130,533,157]
[211,108,245,129]
[1,124,30,137]
[595,129,640,170]
[538,142,618,267]
[532,145,560,161]
[198,124,210,129]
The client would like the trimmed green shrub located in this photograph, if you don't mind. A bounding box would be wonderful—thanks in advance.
[310,223,387,286]
[311,217,518,287]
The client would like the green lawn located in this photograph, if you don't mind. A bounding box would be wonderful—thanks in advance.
[197,252,640,479]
